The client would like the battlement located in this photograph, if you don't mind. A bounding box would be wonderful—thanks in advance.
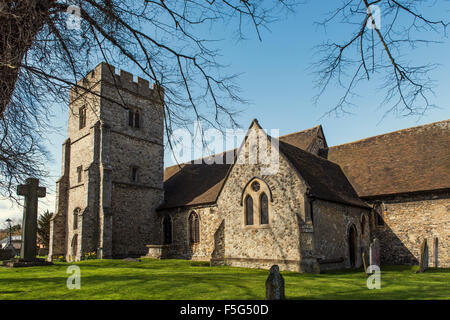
[73,62,164,102]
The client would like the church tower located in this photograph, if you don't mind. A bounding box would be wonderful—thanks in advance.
[49,62,164,261]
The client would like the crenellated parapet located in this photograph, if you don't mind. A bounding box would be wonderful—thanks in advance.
[71,62,164,103]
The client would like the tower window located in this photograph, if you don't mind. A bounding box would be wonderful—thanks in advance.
[77,166,83,183]
[134,110,140,128]
[73,208,80,230]
[128,108,141,129]
[79,106,87,129]
[131,166,139,183]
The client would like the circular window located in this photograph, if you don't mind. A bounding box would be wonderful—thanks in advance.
[251,181,260,192]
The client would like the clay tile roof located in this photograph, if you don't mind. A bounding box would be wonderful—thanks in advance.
[159,125,323,210]
[327,119,450,198]
[158,151,234,210]
[278,125,324,151]
[278,140,369,208]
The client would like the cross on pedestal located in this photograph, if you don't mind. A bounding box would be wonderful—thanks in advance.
[17,178,46,261]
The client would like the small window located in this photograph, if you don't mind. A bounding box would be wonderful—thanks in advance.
[73,209,80,230]
[374,203,384,226]
[77,166,83,183]
[189,212,200,244]
[376,212,384,226]
[79,107,87,129]
[245,195,254,225]
[128,109,134,127]
[134,110,140,128]
[260,193,269,225]
[128,108,141,129]
[131,167,139,183]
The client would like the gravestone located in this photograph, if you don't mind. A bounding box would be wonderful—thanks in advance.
[265,265,285,300]
[2,178,52,267]
[369,238,380,267]
[416,239,429,273]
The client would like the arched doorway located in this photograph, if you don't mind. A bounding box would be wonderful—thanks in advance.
[348,224,358,267]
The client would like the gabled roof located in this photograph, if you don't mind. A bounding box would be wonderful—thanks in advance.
[158,151,233,210]
[278,125,327,152]
[159,122,365,210]
[327,119,450,198]
[278,140,369,208]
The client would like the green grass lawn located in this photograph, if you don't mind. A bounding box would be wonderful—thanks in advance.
[0,258,448,300]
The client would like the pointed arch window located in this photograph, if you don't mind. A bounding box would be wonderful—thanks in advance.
[260,193,269,225]
[242,178,272,227]
[128,107,142,129]
[245,195,254,225]
[189,212,200,244]
[134,110,140,128]
[73,208,80,230]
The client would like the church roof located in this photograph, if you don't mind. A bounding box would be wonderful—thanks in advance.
[159,124,365,210]
[278,140,369,208]
[159,151,233,210]
[327,119,450,198]
[276,125,326,151]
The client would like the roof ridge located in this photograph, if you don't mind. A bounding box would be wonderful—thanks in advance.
[278,124,321,139]
[330,119,450,149]
[278,139,341,167]
[164,149,236,171]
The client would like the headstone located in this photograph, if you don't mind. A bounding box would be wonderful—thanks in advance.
[369,238,380,267]
[434,237,438,268]
[416,239,429,273]
[265,265,285,300]
[17,178,46,260]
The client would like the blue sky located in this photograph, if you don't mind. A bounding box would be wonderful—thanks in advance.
[1,1,449,222]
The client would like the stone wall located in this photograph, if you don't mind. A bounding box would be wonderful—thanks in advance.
[370,191,450,267]
[157,205,222,261]
[214,123,310,272]
[313,199,371,270]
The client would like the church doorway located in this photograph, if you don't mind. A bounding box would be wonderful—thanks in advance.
[348,224,357,267]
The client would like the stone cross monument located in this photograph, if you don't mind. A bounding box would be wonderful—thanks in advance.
[17,178,46,260]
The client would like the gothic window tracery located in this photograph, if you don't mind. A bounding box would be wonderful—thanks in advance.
[242,178,272,227]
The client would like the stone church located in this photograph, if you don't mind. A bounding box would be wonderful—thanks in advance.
[48,62,449,272]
